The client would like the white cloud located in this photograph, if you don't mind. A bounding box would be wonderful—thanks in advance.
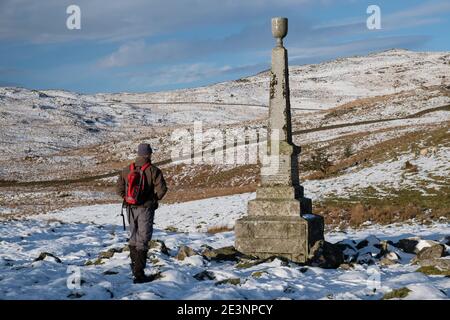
[126,63,233,88]
[0,0,316,43]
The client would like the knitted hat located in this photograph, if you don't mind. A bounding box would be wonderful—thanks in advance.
[137,143,153,156]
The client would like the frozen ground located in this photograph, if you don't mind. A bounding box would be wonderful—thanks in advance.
[0,196,449,300]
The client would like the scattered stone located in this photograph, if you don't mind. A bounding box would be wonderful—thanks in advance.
[148,240,170,255]
[416,239,441,252]
[193,270,216,281]
[393,238,419,254]
[34,252,62,263]
[356,239,369,250]
[299,267,309,273]
[176,245,197,261]
[307,240,344,269]
[356,235,380,250]
[215,278,241,286]
[382,287,411,300]
[202,246,240,262]
[103,270,119,275]
[412,244,445,264]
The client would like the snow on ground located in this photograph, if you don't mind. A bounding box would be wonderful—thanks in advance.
[1,199,449,300]
[35,193,254,233]
[303,146,450,199]
[34,142,449,231]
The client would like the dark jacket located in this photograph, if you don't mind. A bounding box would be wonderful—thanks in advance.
[116,156,168,208]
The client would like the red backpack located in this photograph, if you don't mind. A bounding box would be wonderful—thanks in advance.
[125,162,151,205]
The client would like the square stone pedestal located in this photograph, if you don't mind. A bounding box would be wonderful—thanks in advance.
[235,214,324,263]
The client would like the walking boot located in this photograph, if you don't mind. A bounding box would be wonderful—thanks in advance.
[129,245,139,279]
[133,249,154,284]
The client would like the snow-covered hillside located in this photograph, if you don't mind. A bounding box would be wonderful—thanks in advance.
[1,196,449,300]
[1,49,449,161]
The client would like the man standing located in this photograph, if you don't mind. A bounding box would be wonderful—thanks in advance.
[116,143,167,283]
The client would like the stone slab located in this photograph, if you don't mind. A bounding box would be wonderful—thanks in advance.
[235,215,324,263]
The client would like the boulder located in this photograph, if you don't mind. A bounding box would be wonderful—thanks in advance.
[412,244,445,264]
[335,240,358,263]
[393,238,419,254]
[201,246,240,262]
[416,259,450,276]
[176,245,197,261]
[307,240,344,269]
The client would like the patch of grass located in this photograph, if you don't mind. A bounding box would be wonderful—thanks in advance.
[207,225,234,234]
[416,266,450,276]
[319,185,450,227]
[382,287,411,300]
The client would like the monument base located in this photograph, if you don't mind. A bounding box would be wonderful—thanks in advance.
[235,214,324,263]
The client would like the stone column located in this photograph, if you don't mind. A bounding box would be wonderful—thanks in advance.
[235,17,324,263]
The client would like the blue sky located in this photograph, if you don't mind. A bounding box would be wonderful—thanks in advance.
[1,0,449,93]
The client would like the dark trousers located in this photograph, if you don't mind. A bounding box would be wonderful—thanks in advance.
[127,206,154,251]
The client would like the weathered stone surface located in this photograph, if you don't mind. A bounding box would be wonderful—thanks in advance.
[247,198,300,216]
[307,240,344,269]
[256,185,303,200]
[234,17,324,263]
[412,244,445,264]
[235,216,306,239]
[235,215,323,263]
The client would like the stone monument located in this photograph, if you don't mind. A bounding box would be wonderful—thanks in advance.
[235,17,324,263]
